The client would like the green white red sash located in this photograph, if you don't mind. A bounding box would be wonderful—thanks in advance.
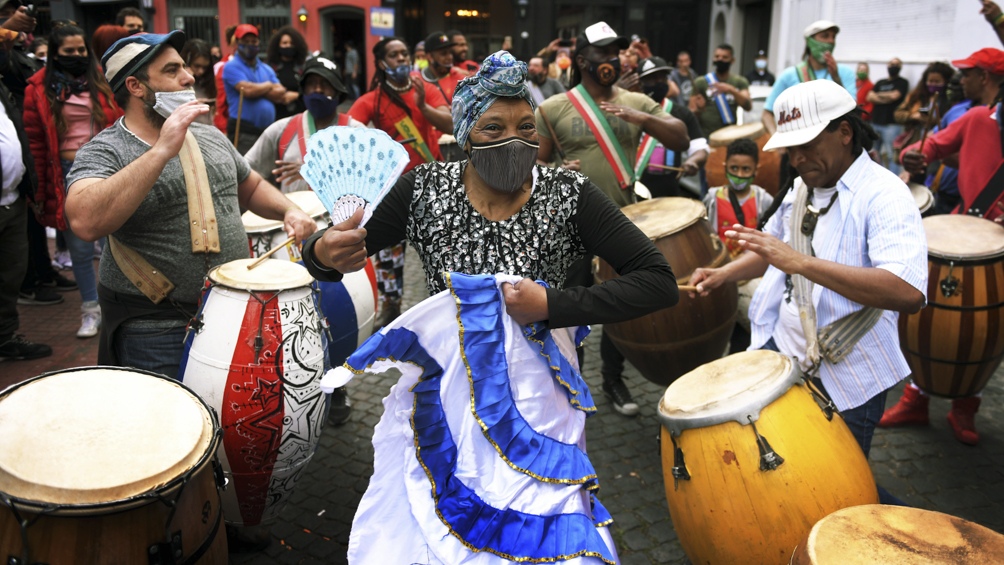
[635,98,673,178]
[796,61,817,83]
[567,84,634,190]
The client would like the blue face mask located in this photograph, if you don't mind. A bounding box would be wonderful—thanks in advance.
[304,92,338,119]
[385,63,411,84]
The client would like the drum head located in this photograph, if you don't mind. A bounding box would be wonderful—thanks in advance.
[620,197,707,240]
[243,191,328,233]
[803,504,1004,564]
[209,258,314,290]
[658,350,798,435]
[0,368,213,505]
[709,122,766,147]
[908,183,932,213]
[923,215,1004,261]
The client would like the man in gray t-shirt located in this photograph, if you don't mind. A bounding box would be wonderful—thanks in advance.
[64,31,316,378]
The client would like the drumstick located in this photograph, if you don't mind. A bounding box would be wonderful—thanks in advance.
[537,106,567,162]
[678,284,700,293]
[648,163,686,173]
[233,89,245,148]
[246,237,296,270]
[918,101,941,154]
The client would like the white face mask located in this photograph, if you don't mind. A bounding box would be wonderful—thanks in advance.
[149,88,197,118]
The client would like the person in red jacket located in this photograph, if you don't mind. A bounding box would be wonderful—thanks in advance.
[24,23,122,338]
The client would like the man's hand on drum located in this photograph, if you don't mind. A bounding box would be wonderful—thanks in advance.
[501,278,549,326]
[725,224,804,274]
[678,158,701,179]
[689,267,729,298]
[273,161,303,184]
[900,150,928,176]
[314,208,368,273]
[283,207,317,243]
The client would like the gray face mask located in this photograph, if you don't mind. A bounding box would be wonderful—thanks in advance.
[468,137,540,193]
[142,83,197,119]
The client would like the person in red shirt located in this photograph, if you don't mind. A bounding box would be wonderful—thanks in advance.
[901,48,1004,222]
[856,62,873,118]
[346,36,453,325]
[892,47,1004,445]
[447,30,480,75]
[417,31,468,161]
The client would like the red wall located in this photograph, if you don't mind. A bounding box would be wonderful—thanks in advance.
[152,0,381,85]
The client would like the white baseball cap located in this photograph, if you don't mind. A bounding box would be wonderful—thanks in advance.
[804,20,840,38]
[763,80,857,151]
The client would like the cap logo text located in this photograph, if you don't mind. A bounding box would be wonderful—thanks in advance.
[777,107,802,126]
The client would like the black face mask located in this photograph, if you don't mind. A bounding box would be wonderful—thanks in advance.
[713,60,732,74]
[888,66,901,78]
[585,56,621,87]
[279,47,297,59]
[55,55,90,78]
[644,81,669,102]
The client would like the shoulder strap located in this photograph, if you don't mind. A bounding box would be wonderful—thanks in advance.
[796,62,816,83]
[704,73,736,126]
[107,236,175,304]
[178,131,219,253]
[567,85,634,189]
[278,113,304,162]
[965,162,1004,216]
[634,98,673,177]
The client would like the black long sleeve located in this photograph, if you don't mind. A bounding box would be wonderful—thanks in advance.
[546,182,678,328]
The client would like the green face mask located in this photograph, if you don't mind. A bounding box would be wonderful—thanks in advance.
[726,171,754,192]
[856,71,868,80]
[806,36,835,64]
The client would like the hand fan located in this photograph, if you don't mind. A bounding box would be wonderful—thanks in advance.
[301,126,409,227]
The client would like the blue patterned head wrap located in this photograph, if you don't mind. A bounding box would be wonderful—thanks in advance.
[452,51,535,149]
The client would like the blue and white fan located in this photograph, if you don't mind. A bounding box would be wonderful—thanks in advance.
[301,126,409,227]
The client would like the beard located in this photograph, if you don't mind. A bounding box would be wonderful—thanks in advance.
[530,72,547,85]
[141,90,167,127]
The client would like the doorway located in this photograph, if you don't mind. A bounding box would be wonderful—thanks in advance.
[321,6,365,97]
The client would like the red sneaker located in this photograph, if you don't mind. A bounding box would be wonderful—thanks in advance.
[878,385,929,427]
[947,397,980,446]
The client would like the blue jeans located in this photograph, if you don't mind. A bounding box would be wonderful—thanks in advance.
[760,337,905,505]
[114,324,188,380]
[61,158,101,303]
[871,123,904,174]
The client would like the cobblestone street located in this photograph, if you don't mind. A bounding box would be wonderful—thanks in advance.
[6,251,1003,564]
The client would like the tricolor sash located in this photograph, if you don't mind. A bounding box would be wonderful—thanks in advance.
[705,73,736,125]
[567,84,634,190]
[635,98,674,178]
[278,112,354,161]
[394,115,436,163]
[796,61,817,83]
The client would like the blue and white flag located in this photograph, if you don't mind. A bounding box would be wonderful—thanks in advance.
[323,273,618,564]
[705,72,736,126]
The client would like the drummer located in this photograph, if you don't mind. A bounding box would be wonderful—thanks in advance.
[63,31,316,378]
[691,80,927,504]
[245,56,361,193]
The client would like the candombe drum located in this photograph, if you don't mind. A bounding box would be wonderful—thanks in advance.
[242,190,378,365]
[658,350,878,565]
[179,259,325,527]
[706,122,782,195]
[791,505,1004,564]
[908,182,934,217]
[899,215,1004,397]
[0,367,227,563]
[596,197,738,386]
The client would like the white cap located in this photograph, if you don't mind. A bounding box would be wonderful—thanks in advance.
[763,80,857,151]
[803,19,840,38]
[580,21,629,49]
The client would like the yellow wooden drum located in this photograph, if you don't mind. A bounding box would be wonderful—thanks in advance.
[659,351,879,565]
[791,504,1004,564]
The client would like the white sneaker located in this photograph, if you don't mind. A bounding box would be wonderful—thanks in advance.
[77,302,101,339]
[52,250,72,270]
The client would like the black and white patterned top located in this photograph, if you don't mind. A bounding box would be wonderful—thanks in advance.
[405,162,586,293]
[305,161,678,328]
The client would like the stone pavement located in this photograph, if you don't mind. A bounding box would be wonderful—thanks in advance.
[5,251,1004,564]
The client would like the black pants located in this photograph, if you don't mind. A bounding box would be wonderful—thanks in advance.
[20,209,57,292]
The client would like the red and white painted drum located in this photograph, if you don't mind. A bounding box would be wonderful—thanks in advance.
[242,191,377,366]
[179,259,325,526]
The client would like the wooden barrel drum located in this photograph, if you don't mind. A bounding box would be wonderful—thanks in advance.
[659,351,879,565]
[596,197,738,387]
[899,215,1004,397]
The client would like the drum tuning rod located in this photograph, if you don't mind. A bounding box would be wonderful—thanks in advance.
[246,237,297,270]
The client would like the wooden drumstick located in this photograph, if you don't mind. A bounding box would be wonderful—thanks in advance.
[246,237,296,270]
[678,284,700,293]
[648,163,686,173]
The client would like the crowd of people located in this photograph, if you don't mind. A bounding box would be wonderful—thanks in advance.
[2,0,1004,559]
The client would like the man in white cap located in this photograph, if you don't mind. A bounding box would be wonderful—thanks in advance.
[63,31,316,380]
[691,80,927,503]
[762,20,856,135]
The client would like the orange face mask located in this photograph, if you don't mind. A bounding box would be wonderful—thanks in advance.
[556,53,571,70]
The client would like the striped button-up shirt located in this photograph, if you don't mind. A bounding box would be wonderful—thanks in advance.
[749,151,928,411]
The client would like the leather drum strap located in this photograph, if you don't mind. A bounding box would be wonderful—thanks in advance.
[180,130,219,253]
[108,235,175,304]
